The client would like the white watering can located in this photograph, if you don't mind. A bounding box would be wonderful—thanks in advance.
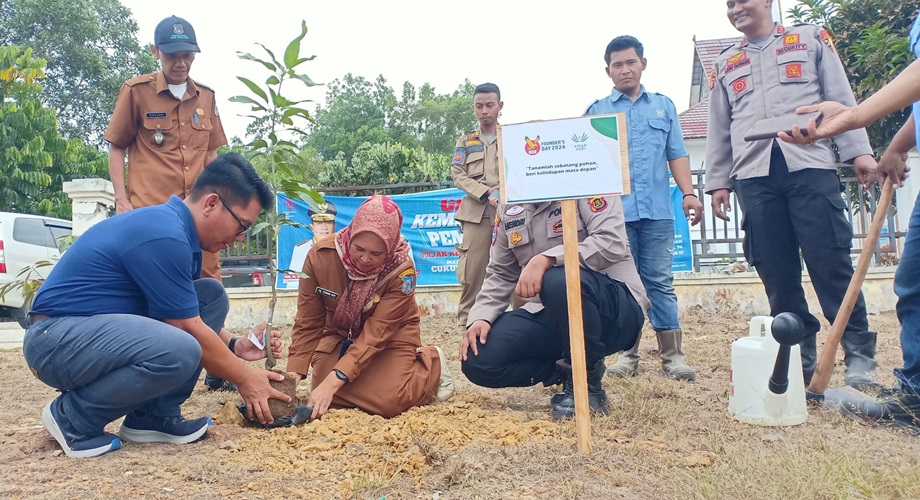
[728,315,808,426]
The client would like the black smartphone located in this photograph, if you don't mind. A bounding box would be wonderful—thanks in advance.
[743,111,822,141]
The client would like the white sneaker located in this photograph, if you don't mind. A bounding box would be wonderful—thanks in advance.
[434,346,455,401]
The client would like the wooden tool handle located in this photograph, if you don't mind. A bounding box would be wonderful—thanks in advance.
[808,181,894,394]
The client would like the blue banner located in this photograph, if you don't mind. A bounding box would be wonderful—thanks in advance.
[669,178,694,273]
[277,185,693,289]
[276,189,466,289]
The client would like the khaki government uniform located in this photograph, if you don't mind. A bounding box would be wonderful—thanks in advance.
[103,72,228,279]
[450,130,500,326]
[287,236,440,418]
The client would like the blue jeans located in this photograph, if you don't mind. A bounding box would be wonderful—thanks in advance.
[894,193,920,394]
[22,279,229,437]
[625,219,680,331]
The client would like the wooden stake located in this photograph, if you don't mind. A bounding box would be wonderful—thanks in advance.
[809,181,894,394]
[496,124,506,205]
[561,198,592,453]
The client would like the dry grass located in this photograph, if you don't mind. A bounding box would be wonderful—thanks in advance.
[1,310,919,499]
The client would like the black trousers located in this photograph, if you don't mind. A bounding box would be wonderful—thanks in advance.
[461,266,644,388]
[732,144,870,340]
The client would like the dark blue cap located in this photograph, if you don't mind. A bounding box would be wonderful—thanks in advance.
[154,16,200,54]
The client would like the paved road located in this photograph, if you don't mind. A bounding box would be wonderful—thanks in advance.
[0,321,24,349]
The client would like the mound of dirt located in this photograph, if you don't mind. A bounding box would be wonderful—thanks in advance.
[217,393,556,483]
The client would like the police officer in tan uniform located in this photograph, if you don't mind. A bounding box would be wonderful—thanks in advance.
[459,197,649,419]
[451,83,503,327]
[706,0,878,388]
[104,15,227,281]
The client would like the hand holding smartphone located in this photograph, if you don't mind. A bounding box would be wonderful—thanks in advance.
[744,111,822,141]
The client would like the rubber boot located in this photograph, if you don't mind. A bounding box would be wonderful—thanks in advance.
[656,329,695,381]
[841,330,878,391]
[551,359,609,419]
[799,334,818,386]
[606,337,640,378]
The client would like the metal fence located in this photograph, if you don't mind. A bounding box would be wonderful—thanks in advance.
[690,167,904,273]
[220,172,906,277]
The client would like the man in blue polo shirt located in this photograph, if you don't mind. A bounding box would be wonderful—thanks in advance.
[585,35,702,381]
[23,153,290,458]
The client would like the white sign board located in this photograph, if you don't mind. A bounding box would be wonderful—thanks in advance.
[500,114,630,203]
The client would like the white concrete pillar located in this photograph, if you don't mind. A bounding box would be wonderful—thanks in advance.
[63,178,115,236]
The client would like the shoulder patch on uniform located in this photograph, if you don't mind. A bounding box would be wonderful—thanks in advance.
[451,147,466,165]
[399,268,416,295]
[588,197,608,213]
[708,67,717,90]
[819,29,836,52]
[509,231,523,245]
[505,205,524,216]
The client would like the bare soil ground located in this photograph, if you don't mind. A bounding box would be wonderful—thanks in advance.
[2,309,919,499]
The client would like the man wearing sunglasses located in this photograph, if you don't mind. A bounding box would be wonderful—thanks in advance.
[23,154,291,458]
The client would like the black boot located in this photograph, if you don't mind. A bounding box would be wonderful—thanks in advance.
[841,331,879,390]
[551,359,609,419]
[204,374,237,392]
[799,334,817,386]
[551,360,574,419]
[587,359,609,415]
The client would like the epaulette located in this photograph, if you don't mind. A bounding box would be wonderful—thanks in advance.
[124,72,158,87]
[650,92,676,105]
[194,78,215,92]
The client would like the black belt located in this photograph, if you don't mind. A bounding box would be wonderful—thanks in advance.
[28,313,49,323]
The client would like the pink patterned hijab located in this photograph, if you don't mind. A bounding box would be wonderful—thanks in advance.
[331,195,412,335]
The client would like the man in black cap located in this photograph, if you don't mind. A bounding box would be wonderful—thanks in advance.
[104,15,228,281]
[284,201,339,289]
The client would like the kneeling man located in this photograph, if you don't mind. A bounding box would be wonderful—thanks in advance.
[460,196,649,419]
[23,153,290,458]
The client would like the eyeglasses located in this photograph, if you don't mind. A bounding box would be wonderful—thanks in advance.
[215,192,250,235]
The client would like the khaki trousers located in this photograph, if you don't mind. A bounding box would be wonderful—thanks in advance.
[456,216,494,326]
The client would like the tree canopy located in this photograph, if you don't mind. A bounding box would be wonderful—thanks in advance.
[0,0,157,144]
[305,74,476,164]
[0,46,106,217]
[789,0,917,155]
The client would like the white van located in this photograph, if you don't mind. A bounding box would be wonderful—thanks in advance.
[0,212,72,327]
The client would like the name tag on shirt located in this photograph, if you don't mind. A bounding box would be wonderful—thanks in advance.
[315,287,339,299]
[145,112,167,118]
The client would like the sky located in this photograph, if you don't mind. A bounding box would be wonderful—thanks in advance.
[118,0,789,142]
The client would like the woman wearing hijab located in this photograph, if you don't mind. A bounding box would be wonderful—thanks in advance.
[287,195,454,419]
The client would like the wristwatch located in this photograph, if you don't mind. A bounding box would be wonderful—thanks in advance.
[228,336,241,354]
[334,369,350,383]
